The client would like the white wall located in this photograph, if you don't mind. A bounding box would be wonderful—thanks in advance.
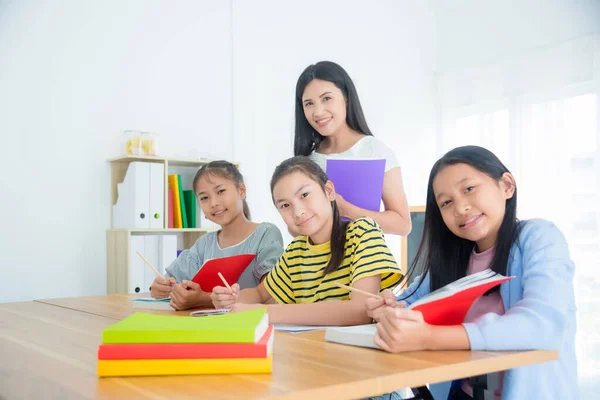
[434,0,600,72]
[0,0,233,302]
[231,0,437,247]
[0,0,437,302]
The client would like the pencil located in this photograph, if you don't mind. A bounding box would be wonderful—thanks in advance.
[218,272,232,291]
[136,251,162,278]
[334,282,382,299]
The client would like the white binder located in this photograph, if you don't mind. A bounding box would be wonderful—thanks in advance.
[159,234,178,271]
[142,235,160,293]
[128,235,146,294]
[149,163,165,229]
[113,162,165,229]
[128,234,178,294]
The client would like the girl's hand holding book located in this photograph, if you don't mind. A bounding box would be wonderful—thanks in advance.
[374,307,430,353]
[211,283,240,309]
[365,289,404,322]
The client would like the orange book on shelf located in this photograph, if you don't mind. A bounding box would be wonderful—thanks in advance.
[168,175,183,228]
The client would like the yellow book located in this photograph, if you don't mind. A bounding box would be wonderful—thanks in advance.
[168,174,183,228]
[97,355,272,377]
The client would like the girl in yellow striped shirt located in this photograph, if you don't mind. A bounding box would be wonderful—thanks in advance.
[211,156,403,325]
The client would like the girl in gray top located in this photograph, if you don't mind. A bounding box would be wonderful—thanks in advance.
[151,161,284,310]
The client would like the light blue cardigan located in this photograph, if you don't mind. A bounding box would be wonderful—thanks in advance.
[399,219,578,399]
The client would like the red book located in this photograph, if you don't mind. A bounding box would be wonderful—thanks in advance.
[168,189,174,228]
[395,269,513,326]
[97,325,273,360]
[192,254,256,292]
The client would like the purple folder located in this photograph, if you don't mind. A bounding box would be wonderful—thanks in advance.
[326,158,386,213]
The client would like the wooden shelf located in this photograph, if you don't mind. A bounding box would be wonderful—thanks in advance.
[108,228,216,233]
[108,155,217,167]
[106,156,226,294]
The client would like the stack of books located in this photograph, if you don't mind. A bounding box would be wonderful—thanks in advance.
[97,308,273,377]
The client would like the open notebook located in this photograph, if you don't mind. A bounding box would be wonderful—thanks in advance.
[325,269,513,349]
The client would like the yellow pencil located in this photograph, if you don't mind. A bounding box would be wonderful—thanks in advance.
[136,251,162,278]
[334,282,382,299]
[218,272,232,291]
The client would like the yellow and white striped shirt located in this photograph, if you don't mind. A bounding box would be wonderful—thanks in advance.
[264,217,402,304]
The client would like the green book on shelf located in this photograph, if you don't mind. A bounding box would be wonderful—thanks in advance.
[177,175,188,228]
[102,308,268,344]
[183,190,197,228]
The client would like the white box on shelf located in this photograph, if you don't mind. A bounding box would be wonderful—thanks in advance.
[128,234,177,294]
[113,162,164,229]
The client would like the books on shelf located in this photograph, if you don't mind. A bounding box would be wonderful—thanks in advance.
[325,269,513,349]
[191,254,256,292]
[325,158,386,213]
[97,308,273,377]
[177,175,188,228]
[167,174,199,230]
[168,174,184,228]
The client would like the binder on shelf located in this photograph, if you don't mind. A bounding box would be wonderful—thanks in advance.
[128,234,177,294]
[113,162,150,229]
[149,163,164,229]
[113,162,165,229]
[128,235,146,294]
[159,234,177,274]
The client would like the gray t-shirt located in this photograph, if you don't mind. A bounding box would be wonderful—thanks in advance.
[165,222,284,289]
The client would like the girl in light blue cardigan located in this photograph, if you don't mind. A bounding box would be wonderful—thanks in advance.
[368,146,577,399]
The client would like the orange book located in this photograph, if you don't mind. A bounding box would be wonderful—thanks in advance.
[98,325,273,360]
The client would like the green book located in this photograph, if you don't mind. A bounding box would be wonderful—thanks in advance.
[177,174,188,228]
[183,190,197,228]
[102,308,268,344]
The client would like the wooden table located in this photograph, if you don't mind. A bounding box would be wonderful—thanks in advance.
[0,295,558,399]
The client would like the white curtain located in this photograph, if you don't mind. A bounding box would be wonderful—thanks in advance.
[436,33,600,395]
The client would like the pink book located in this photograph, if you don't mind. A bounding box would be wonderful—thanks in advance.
[168,189,174,228]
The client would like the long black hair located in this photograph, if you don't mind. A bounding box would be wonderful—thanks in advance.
[294,61,373,156]
[192,160,251,220]
[270,156,349,275]
[402,146,522,296]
